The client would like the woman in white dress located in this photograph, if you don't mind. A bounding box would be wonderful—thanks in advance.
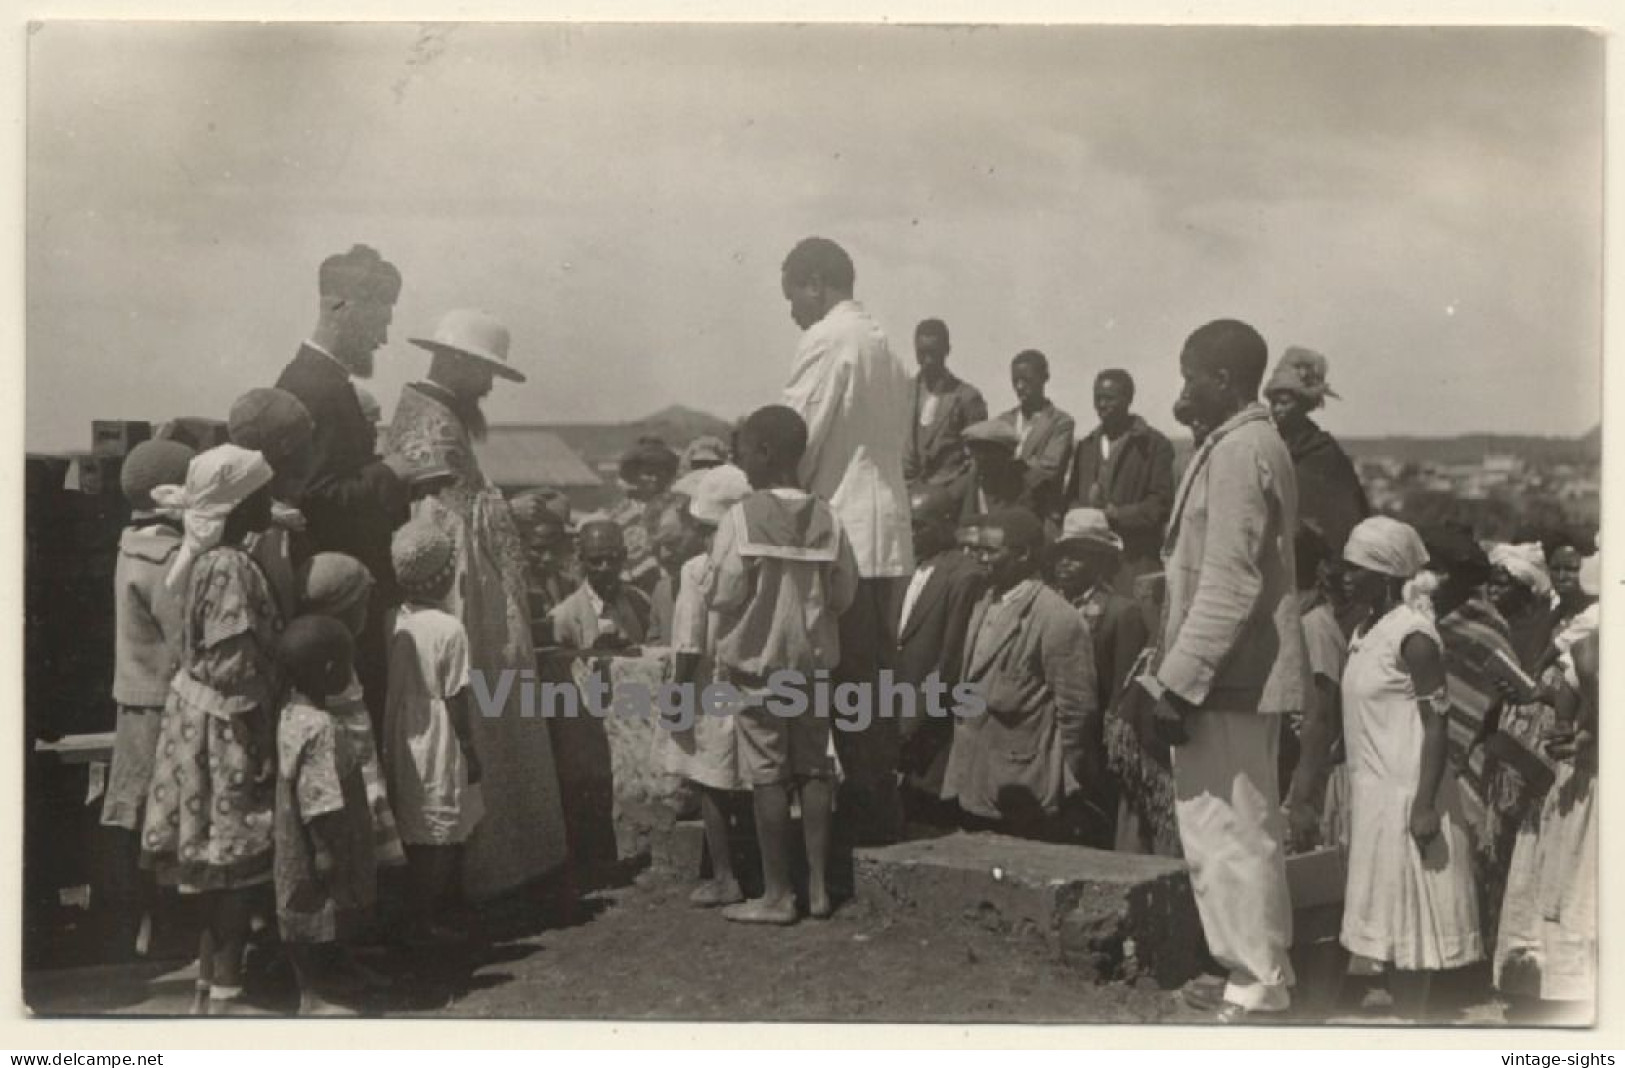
[1338,517,1483,1019]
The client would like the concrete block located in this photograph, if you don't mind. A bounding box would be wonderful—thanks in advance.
[855,831,1201,987]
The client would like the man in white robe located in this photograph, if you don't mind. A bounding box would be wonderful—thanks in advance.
[779,236,914,844]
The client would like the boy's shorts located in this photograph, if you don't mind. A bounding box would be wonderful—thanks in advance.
[735,691,834,787]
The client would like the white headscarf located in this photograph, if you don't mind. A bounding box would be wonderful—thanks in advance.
[1345,515,1437,620]
[150,444,274,591]
[1489,542,1553,598]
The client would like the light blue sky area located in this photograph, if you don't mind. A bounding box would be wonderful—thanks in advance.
[27,23,1602,453]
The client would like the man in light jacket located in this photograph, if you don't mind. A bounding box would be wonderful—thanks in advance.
[779,236,914,844]
[1151,318,1308,1021]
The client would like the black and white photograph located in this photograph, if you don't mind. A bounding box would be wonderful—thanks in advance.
[20,18,1605,1030]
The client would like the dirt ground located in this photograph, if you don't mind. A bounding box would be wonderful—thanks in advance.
[27,863,1539,1028]
[26,866,1177,1023]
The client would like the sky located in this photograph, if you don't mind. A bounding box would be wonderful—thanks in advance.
[25,22,1604,453]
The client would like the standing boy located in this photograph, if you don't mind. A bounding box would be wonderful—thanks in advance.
[705,406,860,925]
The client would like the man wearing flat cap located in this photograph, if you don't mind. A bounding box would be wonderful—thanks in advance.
[958,418,1036,525]
[386,308,570,901]
[1265,346,1370,556]
[276,245,411,723]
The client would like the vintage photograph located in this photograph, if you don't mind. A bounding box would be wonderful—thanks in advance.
[23,22,1602,1026]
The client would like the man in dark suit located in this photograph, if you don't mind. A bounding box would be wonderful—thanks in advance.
[275,244,409,727]
[995,349,1075,524]
[1065,369,1175,597]
[902,318,987,494]
[890,484,989,811]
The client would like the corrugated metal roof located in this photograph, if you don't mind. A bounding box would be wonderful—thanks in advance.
[476,425,603,489]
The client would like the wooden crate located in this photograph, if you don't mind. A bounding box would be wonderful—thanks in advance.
[90,420,152,459]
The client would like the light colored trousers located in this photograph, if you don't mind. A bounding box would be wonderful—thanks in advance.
[1172,710,1296,1011]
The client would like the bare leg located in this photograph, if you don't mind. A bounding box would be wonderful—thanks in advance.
[208,889,254,994]
[689,787,743,907]
[404,845,462,944]
[722,784,796,925]
[191,924,214,1016]
[800,777,833,918]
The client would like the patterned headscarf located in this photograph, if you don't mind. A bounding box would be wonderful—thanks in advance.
[1489,542,1553,597]
[151,444,274,591]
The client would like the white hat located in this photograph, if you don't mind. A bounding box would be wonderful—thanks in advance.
[410,309,527,383]
[1055,508,1124,554]
[688,464,751,524]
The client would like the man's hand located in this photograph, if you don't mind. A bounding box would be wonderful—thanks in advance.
[1284,798,1321,853]
[313,847,336,882]
[1152,693,1191,748]
[1408,798,1441,849]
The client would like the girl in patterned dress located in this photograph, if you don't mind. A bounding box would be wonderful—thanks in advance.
[141,445,283,1014]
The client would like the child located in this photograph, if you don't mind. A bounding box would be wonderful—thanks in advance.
[1338,516,1482,1018]
[704,407,858,925]
[273,615,376,1015]
[650,464,753,907]
[141,444,283,1014]
[103,438,196,956]
[296,552,405,872]
[383,518,484,946]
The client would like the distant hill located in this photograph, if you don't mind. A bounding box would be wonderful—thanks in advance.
[1172,425,1600,469]
[1339,427,1600,466]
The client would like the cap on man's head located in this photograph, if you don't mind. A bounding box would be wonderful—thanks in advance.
[228,388,314,463]
[318,244,402,303]
[962,418,1020,451]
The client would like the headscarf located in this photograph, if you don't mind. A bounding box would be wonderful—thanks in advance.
[151,444,274,591]
[1489,542,1553,597]
[296,552,375,618]
[1344,516,1429,580]
[1345,515,1436,619]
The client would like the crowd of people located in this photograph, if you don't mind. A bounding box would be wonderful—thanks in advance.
[93,238,1598,1021]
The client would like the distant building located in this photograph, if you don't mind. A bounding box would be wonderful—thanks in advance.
[476,425,604,495]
